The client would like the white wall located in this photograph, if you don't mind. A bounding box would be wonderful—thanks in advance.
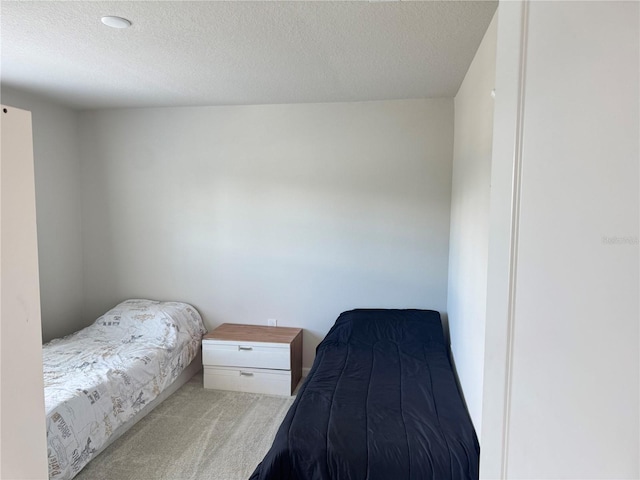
[447,12,497,433]
[1,87,84,342]
[78,99,454,367]
[482,1,639,478]
[0,105,48,479]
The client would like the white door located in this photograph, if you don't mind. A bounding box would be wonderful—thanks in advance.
[0,105,48,479]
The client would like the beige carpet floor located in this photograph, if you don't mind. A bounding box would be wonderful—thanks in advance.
[75,372,295,480]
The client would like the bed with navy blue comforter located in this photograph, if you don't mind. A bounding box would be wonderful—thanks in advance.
[250,309,479,480]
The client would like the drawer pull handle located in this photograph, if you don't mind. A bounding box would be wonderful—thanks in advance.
[238,346,253,351]
[239,371,254,377]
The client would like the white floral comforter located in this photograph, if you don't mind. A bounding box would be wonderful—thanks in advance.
[44,299,206,480]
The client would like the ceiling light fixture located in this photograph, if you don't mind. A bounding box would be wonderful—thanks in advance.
[101,16,132,29]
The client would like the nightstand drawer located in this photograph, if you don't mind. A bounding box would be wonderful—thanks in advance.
[202,341,290,370]
[203,366,291,396]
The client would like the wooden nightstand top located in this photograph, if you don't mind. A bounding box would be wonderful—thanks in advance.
[203,323,302,345]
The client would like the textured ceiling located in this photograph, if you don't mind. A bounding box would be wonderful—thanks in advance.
[1,1,497,110]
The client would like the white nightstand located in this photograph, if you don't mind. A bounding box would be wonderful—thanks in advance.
[202,323,302,396]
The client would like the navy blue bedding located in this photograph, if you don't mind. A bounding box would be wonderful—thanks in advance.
[250,309,479,480]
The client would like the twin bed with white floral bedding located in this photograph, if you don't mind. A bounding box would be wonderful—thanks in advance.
[43,299,206,480]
